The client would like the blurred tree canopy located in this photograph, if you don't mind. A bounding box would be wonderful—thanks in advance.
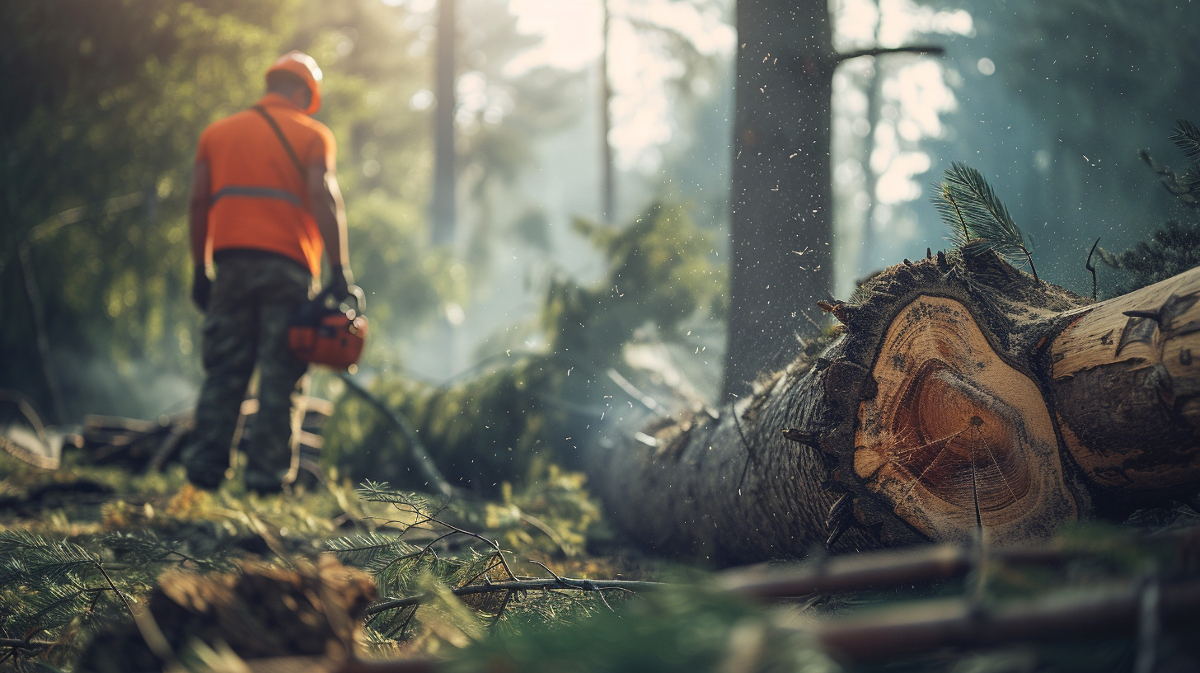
[2,0,297,422]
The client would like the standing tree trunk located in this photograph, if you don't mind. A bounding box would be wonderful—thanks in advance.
[599,0,615,223]
[589,251,1200,565]
[726,0,835,398]
[430,0,457,245]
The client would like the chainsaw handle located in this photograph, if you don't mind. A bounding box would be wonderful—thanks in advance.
[318,284,366,316]
[346,284,365,316]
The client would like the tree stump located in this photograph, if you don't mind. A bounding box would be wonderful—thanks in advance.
[588,250,1200,564]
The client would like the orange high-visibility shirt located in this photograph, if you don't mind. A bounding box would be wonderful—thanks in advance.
[195,93,336,276]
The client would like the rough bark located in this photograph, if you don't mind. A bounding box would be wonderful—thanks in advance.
[1051,268,1200,501]
[430,0,457,245]
[589,250,1200,565]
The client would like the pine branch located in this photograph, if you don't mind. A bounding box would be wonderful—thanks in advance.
[0,529,51,555]
[811,578,1200,664]
[1139,119,1200,207]
[933,183,970,247]
[366,576,666,616]
[327,532,420,567]
[933,162,1038,280]
[1170,118,1200,163]
[356,481,443,515]
[20,540,98,585]
[0,637,56,652]
[1097,220,1200,295]
[0,530,136,640]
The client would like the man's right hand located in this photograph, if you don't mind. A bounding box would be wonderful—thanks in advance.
[327,264,354,301]
[192,267,212,312]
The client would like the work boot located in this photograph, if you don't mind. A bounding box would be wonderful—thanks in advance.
[180,443,227,490]
[243,469,285,495]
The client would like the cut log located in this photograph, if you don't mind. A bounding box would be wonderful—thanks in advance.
[1051,270,1200,499]
[588,250,1200,564]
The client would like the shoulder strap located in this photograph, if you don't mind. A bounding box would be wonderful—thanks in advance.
[252,105,306,179]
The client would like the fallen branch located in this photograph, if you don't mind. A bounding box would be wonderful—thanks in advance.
[1138,148,1198,204]
[366,576,665,616]
[809,578,1200,664]
[718,540,1080,599]
[336,658,440,673]
[339,374,453,497]
[0,637,55,653]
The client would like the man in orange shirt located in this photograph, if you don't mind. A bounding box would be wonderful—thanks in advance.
[182,51,352,492]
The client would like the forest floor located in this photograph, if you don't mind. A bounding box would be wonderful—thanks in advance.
[2,445,1200,673]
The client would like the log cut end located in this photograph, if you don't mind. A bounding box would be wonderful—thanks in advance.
[856,296,1078,544]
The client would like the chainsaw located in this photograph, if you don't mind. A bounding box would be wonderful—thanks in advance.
[287,285,368,371]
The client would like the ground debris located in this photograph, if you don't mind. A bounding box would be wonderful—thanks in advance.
[76,555,375,672]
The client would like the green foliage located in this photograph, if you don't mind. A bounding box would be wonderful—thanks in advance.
[545,203,726,362]
[933,162,1038,280]
[1167,118,1200,198]
[322,202,724,490]
[0,0,295,419]
[326,480,613,647]
[1171,118,1200,166]
[1098,118,1200,296]
[1097,219,1200,297]
[0,530,128,654]
[322,357,563,489]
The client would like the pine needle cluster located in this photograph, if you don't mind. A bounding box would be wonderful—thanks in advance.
[933,162,1039,280]
[0,526,234,668]
[1097,219,1200,297]
[1168,118,1200,195]
[0,530,129,666]
[326,481,612,646]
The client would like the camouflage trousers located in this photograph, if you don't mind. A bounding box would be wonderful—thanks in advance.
[182,250,313,491]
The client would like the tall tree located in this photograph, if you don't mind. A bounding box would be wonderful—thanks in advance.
[430,0,458,245]
[725,0,834,396]
[599,0,615,223]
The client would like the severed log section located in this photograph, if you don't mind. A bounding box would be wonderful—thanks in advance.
[855,295,1076,542]
[588,250,1200,564]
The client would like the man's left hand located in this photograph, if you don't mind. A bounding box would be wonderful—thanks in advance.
[192,267,212,311]
[327,264,353,301]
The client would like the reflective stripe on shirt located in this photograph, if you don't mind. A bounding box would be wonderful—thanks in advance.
[211,185,303,208]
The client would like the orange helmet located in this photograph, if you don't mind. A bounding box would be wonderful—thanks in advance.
[266,51,323,115]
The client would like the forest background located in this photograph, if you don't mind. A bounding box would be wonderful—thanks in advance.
[4,0,1200,670]
[3,0,1200,462]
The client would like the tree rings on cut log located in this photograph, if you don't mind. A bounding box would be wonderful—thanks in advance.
[1050,266,1200,495]
[856,296,1077,544]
